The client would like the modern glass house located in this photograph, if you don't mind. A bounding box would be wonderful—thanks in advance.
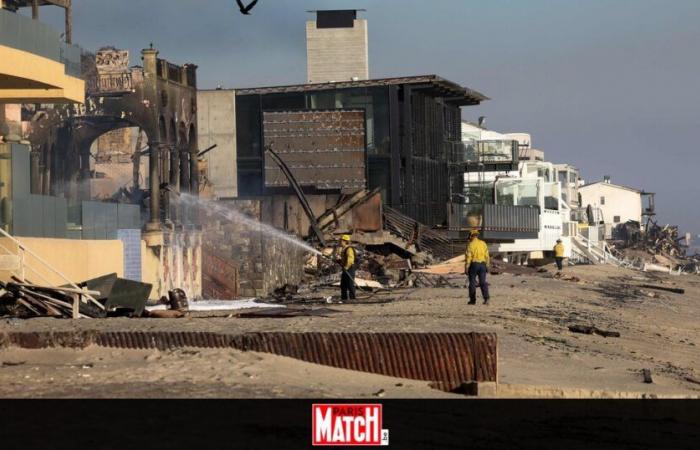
[235,75,488,227]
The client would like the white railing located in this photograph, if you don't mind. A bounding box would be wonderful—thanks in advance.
[0,227,103,309]
[572,234,624,266]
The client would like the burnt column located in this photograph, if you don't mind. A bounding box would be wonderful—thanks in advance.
[142,47,161,231]
[189,145,198,196]
[179,144,190,193]
[162,142,172,226]
[147,142,160,229]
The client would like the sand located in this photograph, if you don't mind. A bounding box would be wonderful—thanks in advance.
[0,264,698,398]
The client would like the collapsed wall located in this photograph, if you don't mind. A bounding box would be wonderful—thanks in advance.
[201,199,305,299]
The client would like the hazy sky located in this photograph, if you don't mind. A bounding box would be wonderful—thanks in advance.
[33,0,700,234]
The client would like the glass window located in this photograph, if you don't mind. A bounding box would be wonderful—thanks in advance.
[463,181,494,205]
[614,215,621,223]
[496,179,540,207]
[477,140,514,163]
[600,196,605,205]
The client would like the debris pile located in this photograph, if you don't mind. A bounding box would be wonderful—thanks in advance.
[611,220,698,274]
[0,281,106,318]
[0,273,152,319]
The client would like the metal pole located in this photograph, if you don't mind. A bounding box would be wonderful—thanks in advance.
[64,1,72,44]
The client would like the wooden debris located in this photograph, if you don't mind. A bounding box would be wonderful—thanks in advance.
[639,284,685,295]
[568,324,620,338]
[684,376,700,386]
[0,281,104,319]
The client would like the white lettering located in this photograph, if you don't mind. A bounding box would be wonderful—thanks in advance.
[354,416,365,442]
[366,406,380,442]
[332,416,347,442]
[315,408,333,442]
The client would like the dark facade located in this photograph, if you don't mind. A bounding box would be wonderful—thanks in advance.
[236,75,487,227]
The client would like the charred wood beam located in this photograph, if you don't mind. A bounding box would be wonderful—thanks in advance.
[639,284,685,294]
[265,146,326,246]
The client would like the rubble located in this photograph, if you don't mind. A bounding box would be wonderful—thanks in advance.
[0,281,106,319]
[0,274,153,319]
[611,220,698,274]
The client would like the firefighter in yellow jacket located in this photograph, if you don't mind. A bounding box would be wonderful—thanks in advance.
[336,234,357,300]
[553,239,565,272]
[465,229,490,305]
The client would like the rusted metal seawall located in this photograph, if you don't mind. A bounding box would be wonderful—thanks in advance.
[0,331,497,389]
[234,332,497,386]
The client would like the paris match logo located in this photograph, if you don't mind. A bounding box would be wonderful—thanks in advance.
[312,404,389,446]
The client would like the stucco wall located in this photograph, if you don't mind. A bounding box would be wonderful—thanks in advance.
[197,89,237,198]
[0,237,123,286]
[141,230,202,301]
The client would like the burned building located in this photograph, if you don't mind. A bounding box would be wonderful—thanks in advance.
[235,75,488,228]
[15,45,203,299]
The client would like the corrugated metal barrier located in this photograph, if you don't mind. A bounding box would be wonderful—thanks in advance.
[1,331,497,390]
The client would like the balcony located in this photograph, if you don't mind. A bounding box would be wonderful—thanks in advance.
[0,8,84,103]
[449,202,540,240]
[455,139,519,172]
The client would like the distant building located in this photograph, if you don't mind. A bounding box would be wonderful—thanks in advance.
[306,10,369,83]
[197,89,238,198]
[579,178,642,237]
[554,163,581,208]
[503,133,544,161]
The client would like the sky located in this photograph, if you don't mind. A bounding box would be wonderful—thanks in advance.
[32,0,700,236]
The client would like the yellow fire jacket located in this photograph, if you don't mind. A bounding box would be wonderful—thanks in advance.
[554,243,565,258]
[465,238,490,268]
[341,246,355,270]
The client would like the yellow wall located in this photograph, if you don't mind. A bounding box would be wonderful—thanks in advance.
[0,237,123,286]
[0,44,84,103]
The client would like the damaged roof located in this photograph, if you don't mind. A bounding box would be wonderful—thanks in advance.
[236,75,489,105]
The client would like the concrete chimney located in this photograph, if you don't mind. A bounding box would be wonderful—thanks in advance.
[306,10,368,84]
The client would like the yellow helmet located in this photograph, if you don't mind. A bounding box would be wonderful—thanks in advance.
[341,234,352,242]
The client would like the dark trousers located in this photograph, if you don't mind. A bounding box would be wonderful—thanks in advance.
[468,262,489,302]
[341,267,356,300]
[555,257,564,271]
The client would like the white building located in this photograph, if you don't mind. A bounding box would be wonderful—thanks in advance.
[579,178,642,238]
[554,163,581,208]
[504,132,544,161]
[460,122,572,261]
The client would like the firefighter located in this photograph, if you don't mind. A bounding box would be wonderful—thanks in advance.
[337,234,356,300]
[465,229,490,305]
[554,239,565,272]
